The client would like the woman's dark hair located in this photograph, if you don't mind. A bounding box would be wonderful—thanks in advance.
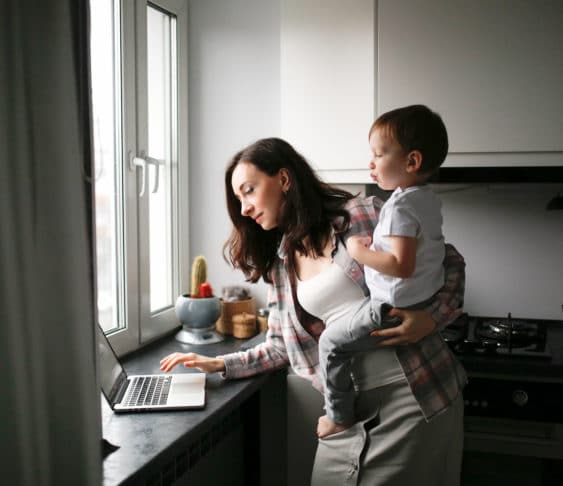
[224,137,355,283]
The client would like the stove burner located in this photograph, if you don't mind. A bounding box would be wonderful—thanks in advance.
[477,317,540,346]
[443,312,551,359]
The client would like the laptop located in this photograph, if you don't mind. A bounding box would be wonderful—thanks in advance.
[97,325,206,412]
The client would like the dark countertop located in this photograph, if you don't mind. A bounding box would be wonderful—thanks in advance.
[101,331,271,486]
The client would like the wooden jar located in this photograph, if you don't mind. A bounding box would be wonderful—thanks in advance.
[216,297,256,335]
[232,312,257,339]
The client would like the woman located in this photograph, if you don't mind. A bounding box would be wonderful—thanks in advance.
[160,137,467,485]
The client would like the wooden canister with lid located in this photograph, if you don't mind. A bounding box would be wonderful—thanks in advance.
[232,312,257,339]
[216,297,256,335]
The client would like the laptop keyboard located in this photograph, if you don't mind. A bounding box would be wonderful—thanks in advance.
[124,375,172,407]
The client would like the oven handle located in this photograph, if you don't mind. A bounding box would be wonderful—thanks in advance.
[466,431,561,447]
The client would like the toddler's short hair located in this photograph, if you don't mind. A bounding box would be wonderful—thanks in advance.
[369,105,448,175]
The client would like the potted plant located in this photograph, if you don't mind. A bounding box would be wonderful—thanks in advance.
[175,256,223,344]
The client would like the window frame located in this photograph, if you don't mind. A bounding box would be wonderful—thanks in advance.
[92,0,190,356]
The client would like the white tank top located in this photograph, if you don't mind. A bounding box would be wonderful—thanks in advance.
[297,263,404,390]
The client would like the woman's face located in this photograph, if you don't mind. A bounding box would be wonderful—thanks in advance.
[231,161,289,231]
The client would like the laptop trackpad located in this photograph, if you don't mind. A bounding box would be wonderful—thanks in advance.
[168,373,206,407]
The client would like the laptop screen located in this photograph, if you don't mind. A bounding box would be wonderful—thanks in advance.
[97,325,128,403]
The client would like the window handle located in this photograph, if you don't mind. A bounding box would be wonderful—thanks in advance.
[145,156,165,194]
[129,153,165,196]
[130,153,147,197]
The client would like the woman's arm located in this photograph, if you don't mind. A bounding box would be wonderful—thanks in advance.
[370,243,465,345]
[428,243,465,330]
[161,280,290,377]
[220,270,291,377]
[159,307,290,376]
[345,196,384,238]
[219,303,289,379]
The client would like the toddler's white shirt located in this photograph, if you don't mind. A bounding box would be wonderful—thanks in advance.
[365,185,445,307]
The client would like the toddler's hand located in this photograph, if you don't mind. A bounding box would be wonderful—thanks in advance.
[346,235,371,260]
[317,415,351,438]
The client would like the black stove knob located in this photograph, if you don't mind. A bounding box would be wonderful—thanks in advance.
[512,389,528,407]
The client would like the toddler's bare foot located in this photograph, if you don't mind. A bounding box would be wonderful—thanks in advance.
[316,414,350,438]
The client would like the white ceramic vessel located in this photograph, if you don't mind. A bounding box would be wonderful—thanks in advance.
[174,294,223,345]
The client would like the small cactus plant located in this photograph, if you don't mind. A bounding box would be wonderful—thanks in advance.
[191,255,208,297]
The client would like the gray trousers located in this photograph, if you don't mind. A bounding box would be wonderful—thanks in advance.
[318,296,427,425]
[311,378,464,486]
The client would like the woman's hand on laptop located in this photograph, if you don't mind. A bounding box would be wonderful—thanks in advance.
[159,352,225,373]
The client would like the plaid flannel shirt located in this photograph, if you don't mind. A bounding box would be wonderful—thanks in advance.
[221,195,467,420]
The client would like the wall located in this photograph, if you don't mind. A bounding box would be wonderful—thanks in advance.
[188,0,281,306]
[187,1,563,321]
[438,183,563,320]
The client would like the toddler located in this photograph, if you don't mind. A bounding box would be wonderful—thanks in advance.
[317,104,449,438]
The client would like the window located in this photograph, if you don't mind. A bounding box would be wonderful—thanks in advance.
[89,0,189,355]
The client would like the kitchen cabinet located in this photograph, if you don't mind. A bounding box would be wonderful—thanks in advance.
[378,0,563,169]
[281,0,375,183]
[281,0,563,183]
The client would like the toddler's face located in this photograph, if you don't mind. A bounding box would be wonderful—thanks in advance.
[368,129,410,191]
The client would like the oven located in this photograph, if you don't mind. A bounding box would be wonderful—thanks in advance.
[442,313,563,484]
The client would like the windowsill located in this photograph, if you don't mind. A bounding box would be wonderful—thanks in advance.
[101,331,286,485]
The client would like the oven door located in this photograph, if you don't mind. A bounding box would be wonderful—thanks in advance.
[462,418,563,486]
[462,376,563,457]
[461,376,563,485]
[464,416,563,460]
[463,377,563,423]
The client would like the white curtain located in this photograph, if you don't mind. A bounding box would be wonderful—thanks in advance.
[0,0,101,484]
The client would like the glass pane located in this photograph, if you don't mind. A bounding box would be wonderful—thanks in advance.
[90,0,124,332]
[147,6,177,312]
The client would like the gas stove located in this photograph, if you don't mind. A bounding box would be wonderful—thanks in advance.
[442,313,563,423]
[442,313,563,462]
[443,313,558,361]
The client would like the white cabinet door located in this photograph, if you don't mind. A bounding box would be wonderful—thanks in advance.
[378,0,563,168]
[281,0,375,183]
